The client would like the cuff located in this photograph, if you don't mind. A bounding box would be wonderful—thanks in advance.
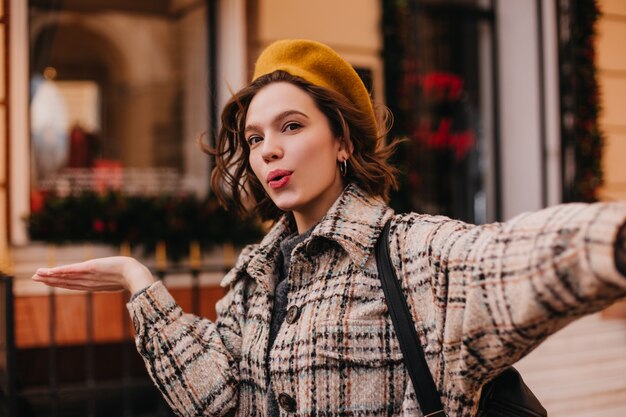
[586,203,626,285]
[126,280,183,342]
[615,219,626,277]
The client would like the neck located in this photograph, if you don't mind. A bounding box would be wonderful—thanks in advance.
[293,212,322,235]
[292,183,345,234]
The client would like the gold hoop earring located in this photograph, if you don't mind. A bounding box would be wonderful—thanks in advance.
[339,159,348,177]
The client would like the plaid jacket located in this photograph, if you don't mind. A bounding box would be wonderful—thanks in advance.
[127,184,626,417]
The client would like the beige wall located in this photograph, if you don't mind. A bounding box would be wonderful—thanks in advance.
[598,0,626,201]
[516,312,626,417]
[251,0,384,103]
[255,0,381,50]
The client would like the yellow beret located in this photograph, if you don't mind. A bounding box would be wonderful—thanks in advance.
[252,39,378,135]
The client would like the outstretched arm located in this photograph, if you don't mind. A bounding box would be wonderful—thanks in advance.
[32,256,242,416]
[448,203,626,382]
[394,202,626,396]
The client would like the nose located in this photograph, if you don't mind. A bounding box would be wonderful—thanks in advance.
[260,134,283,162]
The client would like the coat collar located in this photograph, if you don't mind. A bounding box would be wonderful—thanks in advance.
[244,184,393,292]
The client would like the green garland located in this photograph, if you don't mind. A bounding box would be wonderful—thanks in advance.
[27,192,264,262]
[566,0,604,202]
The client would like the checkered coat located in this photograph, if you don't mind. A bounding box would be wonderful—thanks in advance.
[127,184,626,417]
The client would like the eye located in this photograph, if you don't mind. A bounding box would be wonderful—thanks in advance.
[246,135,263,146]
[283,122,302,132]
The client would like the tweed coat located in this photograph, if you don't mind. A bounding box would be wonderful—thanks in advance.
[127,184,626,417]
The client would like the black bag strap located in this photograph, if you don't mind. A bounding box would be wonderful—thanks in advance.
[375,220,446,417]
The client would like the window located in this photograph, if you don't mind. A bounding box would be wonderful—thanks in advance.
[29,0,211,204]
[383,0,498,223]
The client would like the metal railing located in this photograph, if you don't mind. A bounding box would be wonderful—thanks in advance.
[0,263,230,417]
[38,167,184,196]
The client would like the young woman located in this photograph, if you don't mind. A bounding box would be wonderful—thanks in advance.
[33,39,626,417]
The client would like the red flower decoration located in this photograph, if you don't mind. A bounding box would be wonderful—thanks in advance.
[93,219,105,233]
[420,72,464,101]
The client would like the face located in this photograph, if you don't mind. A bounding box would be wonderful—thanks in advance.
[245,82,350,232]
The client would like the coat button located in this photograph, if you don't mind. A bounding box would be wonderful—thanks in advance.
[277,392,297,412]
[285,305,300,324]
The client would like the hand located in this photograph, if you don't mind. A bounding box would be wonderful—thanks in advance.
[32,256,155,294]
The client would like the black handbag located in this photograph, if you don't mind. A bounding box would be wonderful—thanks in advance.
[375,220,547,417]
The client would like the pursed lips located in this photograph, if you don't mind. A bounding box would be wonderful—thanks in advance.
[267,169,294,189]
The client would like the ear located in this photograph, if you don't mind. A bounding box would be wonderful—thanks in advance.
[337,137,354,162]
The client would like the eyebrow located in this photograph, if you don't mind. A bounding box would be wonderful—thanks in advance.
[244,110,309,134]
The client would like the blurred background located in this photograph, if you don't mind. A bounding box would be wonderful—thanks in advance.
[0,0,625,415]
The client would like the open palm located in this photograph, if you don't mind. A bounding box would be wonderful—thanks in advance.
[32,256,154,294]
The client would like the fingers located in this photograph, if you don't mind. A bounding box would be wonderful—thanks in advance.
[36,257,129,277]
[32,273,83,287]
[36,261,91,278]
[32,273,122,292]
[31,275,84,291]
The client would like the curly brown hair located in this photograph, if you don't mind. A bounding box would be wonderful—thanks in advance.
[202,70,401,221]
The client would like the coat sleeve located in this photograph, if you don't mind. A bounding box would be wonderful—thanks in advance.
[394,202,626,393]
[126,245,257,417]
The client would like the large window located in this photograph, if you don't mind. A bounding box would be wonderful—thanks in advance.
[383,0,498,223]
[29,0,212,205]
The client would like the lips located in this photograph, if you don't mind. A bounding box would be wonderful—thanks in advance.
[267,169,293,189]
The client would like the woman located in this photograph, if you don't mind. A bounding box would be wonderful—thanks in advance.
[33,39,626,417]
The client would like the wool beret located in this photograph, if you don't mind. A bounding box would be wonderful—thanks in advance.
[252,39,378,135]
